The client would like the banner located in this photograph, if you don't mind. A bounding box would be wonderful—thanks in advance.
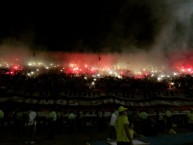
[1,95,193,107]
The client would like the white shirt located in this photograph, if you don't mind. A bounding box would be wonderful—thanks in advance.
[109,112,118,126]
[28,111,36,125]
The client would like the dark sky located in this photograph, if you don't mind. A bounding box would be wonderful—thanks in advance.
[0,0,191,53]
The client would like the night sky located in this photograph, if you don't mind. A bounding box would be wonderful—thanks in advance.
[0,0,192,53]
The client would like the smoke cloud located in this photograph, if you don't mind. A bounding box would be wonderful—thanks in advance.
[0,0,193,75]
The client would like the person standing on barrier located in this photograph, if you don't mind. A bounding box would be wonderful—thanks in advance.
[12,108,24,136]
[0,109,4,126]
[97,109,104,132]
[108,110,118,140]
[165,109,172,129]
[68,111,76,132]
[76,110,84,131]
[25,108,37,144]
[47,109,57,139]
[138,111,149,136]
[115,106,133,145]
[0,109,4,138]
[187,108,193,131]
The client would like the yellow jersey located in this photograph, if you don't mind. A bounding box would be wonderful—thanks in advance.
[115,115,129,142]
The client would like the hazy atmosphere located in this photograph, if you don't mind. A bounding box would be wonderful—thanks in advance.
[0,0,193,75]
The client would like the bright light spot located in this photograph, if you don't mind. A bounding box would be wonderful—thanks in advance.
[38,62,42,66]
[157,77,162,81]
[173,72,178,76]
[109,71,113,75]
[91,82,95,85]
[187,68,192,72]
[69,63,76,67]
[10,71,14,75]
[171,82,174,85]
[181,69,185,72]
[28,63,32,66]
[73,67,78,71]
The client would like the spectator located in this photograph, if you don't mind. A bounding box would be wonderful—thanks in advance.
[97,109,104,132]
[0,109,4,126]
[25,108,37,144]
[165,109,173,129]
[115,106,133,145]
[187,108,193,131]
[168,124,177,135]
[47,110,57,139]
[128,122,144,139]
[138,111,149,135]
[76,111,84,131]
[108,110,118,140]
[0,109,4,137]
[68,111,76,132]
[12,108,24,136]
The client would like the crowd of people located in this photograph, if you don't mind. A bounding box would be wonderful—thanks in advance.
[0,67,193,99]
[108,106,193,145]
[0,106,193,144]
[0,67,193,144]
